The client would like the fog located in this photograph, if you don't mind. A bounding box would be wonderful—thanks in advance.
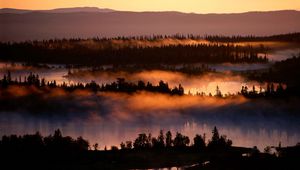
[1,61,299,150]
[0,88,300,150]
[268,48,300,61]
[0,62,268,95]
[67,70,267,95]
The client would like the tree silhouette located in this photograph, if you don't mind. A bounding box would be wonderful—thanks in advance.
[208,126,232,150]
[215,86,222,97]
[165,131,173,148]
[211,126,220,142]
[0,73,185,95]
[133,133,151,149]
[193,134,206,150]
[93,143,99,151]
[157,130,165,148]
[0,37,269,66]
[173,132,190,148]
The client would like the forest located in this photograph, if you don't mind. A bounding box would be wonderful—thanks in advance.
[67,63,216,75]
[1,127,299,170]
[1,33,299,67]
[1,33,299,66]
[0,71,295,98]
[244,54,300,95]
[1,33,300,169]
[0,42,268,65]
[205,32,300,42]
[0,72,184,95]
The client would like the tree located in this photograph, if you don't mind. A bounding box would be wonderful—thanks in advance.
[264,146,271,154]
[126,141,132,149]
[157,130,165,148]
[151,137,159,149]
[120,142,126,150]
[215,86,222,97]
[165,131,173,148]
[211,126,220,142]
[52,129,62,140]
[111,146,119,151]
[193,134,206,150]
[173,132,190,148]
[208,127,232,150]
[76,136,89,151]
[93,143,99,151]
[133,133,151,149]
[252,85,256,93]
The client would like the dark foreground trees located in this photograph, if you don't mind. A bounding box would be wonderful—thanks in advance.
[0,129,89,153]
[1,127,299,170]
[0,127,232,153]
[121,126,231,151]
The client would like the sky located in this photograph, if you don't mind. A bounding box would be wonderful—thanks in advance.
[1,0,300,13]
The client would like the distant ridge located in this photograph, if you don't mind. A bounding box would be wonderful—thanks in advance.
[1,8,300,41]
[0,8,32,14]
[0,7,299,14]
[0,7,116,14]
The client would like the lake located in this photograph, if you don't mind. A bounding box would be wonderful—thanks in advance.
[0,61,299,151]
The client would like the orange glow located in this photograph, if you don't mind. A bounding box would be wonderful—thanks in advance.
[0,0,299,13]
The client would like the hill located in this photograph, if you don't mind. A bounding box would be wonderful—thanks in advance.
[0,9,300,41]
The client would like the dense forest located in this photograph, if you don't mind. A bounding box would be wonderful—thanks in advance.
[0,72,295,115]
[0,42,268,65]
[0,127,232,152]
[244,55,300,95]
[205,32,300,42]
[2,33,300,65]
[0,71,296,98]
[0,71,297,99]
[0,72,184,95]
[67,63,215,75]
[1,127,299,170]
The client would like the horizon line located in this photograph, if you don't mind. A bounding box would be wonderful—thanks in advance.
[1,6,299,15]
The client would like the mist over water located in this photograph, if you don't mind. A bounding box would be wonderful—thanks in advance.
[0,62,267,95]
[1,57,300,151]
[0,91,300,151]
[268,48,300,61]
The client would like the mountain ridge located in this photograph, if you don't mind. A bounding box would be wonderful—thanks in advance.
[1,9,300,41]
[0,7,116,14]
[0,7,298,14]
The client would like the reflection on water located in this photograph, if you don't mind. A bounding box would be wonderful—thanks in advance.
[268,48,300,61]
[0,111,299,151]
[0,92,299,151]
[0,62,70,84]
[0,61,299,150]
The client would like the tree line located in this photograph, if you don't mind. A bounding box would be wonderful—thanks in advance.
[0,41,268,65]
[67,63,215,75]
[244,55,300,96]
[0,129,89,153]
[1,128,299,170]
[0,72,185,95]
[1,72,297,98]
[0,127,232,153]
[116,126,232,152]
[205,32,300,43]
